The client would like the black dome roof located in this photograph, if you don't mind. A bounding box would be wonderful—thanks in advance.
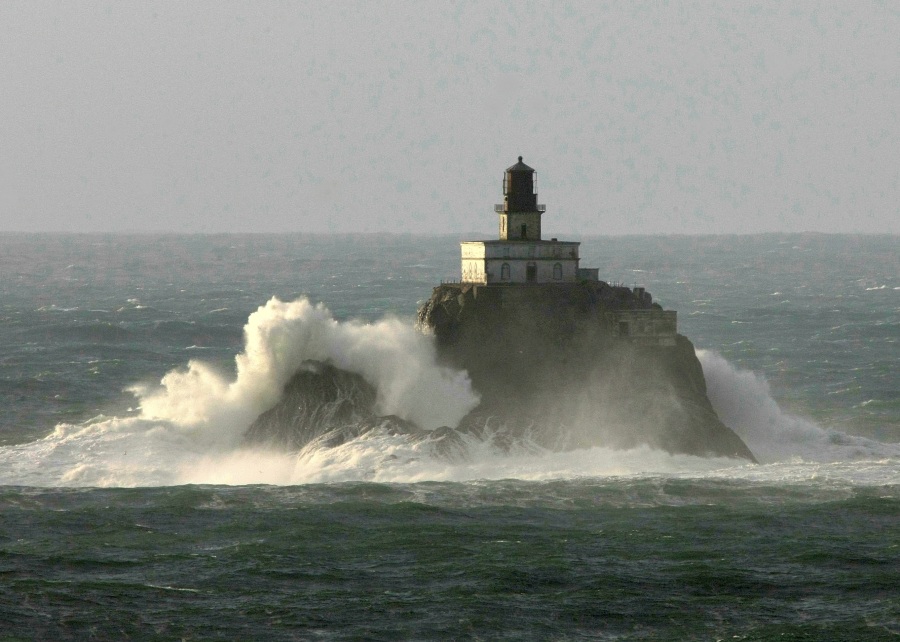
[506,156,534,172]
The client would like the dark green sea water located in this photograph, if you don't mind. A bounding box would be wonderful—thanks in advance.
[3,480,898,641]
[0,234,897,639]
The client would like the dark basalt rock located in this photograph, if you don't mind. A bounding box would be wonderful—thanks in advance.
[417,282,756,462]
[244,360,468,458]
[245,281,756,463]
[244,361,380,451]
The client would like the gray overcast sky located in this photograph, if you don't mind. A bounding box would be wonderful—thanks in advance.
[1,1,898,235]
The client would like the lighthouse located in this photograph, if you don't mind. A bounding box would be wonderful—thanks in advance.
[497,156,545,241]
[460,157,587,285]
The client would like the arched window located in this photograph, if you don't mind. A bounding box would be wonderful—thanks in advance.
[500,263,510,281]
[553,263,563,280]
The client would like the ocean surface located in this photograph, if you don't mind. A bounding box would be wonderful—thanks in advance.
[0,233,897,640]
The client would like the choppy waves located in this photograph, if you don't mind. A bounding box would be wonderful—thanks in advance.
[699,350,900,464]
[0,298,897,489]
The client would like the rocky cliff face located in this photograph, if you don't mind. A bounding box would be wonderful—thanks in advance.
[244,281,756,462]
[416,282,756,461]
[244,360,469,459]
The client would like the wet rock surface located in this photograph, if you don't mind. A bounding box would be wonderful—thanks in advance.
[418,283,756,461]
[245,282,756,462]
[243,360,468,458]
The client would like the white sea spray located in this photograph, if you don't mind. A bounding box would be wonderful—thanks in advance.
[135,296,479,442]
[699,349,900,464]
[0,297,897,488]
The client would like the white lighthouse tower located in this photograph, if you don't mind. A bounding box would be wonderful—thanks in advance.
[460,157,583,285]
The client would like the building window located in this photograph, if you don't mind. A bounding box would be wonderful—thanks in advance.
[553,263,562,280]
[501,263,510,281]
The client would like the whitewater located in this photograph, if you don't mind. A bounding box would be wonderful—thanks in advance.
[1,233,897,640]
[1,295,897,489]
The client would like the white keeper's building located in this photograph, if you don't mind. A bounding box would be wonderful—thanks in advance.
[460,157,597,285]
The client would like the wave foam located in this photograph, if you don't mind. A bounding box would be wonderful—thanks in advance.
[134,297,478,445]
[0,299,896,488]
[698,349,900,463]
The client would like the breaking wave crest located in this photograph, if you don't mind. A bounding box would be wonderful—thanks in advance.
[698,350,900,463]
[135,297,479,441]
[0,298,896,488]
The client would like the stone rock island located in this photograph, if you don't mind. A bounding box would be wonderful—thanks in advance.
[246,158,756,463]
